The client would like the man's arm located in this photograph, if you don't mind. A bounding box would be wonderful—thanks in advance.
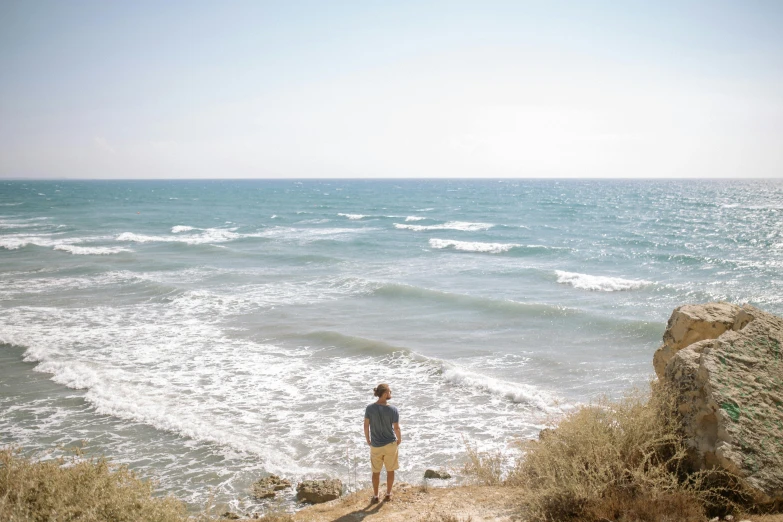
[393,422,401,445]
[364,418,371,446]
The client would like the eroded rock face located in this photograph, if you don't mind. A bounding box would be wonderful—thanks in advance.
[296,479,342,504]
[653,302,742,379]
[658,303,783,503]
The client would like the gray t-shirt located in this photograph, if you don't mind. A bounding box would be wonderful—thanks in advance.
[364,403,399,447]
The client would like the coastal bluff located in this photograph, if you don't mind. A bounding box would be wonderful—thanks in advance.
[654,302,783,504]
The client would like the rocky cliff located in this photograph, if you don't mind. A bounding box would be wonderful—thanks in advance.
[654,302,783,504]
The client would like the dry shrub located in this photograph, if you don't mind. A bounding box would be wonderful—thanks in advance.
[461,440,504,486]
[0,446,187,522]
[506,382,748,522]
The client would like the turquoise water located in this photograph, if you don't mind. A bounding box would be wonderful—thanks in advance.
[1,179,781,513]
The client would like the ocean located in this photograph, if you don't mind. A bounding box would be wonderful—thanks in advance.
[1,178,781,513]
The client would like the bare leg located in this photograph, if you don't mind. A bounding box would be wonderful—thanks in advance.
[386,470,395,496]
[372,472,380,498]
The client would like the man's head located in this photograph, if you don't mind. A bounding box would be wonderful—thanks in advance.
[373,383,392,401]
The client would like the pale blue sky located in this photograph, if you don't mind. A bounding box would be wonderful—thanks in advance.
[1,0,781,178]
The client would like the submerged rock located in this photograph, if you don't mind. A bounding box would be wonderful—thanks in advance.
[657,302,783,504]
[296,479,342,504]
[251,474,292,499]
[424,469,451,479]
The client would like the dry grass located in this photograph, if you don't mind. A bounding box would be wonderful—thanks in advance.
[417,515,473,522]
[461,440,504,487]
[0,446,188,522]
[462,382,761,522]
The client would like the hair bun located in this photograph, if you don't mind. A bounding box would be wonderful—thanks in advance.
[373,383,389,398]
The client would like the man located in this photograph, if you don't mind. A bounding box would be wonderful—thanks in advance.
[363,383,401,503]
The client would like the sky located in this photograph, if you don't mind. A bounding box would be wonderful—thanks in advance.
[1,0,782,179]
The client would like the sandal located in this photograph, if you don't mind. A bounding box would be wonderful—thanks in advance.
[370,495,379,504]
[384,493,392,502]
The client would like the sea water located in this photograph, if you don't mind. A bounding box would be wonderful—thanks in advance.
[1,179,781,513]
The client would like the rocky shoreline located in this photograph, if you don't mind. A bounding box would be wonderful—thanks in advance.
[225,302,783,520]
[5,302,780,522]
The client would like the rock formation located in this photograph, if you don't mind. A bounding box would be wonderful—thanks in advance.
[251,474,292,499]
[424,469,452,479]
[655,302,783,504]
[296,479,342,504]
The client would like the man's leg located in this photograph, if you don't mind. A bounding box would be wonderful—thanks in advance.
[386,470,394,496]
[372,472,380,498]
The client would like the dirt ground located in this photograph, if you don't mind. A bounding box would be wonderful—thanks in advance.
[289,483,522,522]
[257,484,783,522]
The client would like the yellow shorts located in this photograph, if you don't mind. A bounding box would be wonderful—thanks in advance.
[370,441,399,473]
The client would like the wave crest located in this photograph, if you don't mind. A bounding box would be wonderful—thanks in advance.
[171,225,196,233]
[441,366,558,411]
[54,245,131,255]
[394,221,494,232]
[555,270,652,291]
[429,238,519,254]
[117,228,241,244]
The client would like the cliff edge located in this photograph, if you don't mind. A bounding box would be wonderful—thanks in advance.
[654,302,783,504]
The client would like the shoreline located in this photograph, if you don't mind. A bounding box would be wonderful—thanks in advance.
[3,302,783,521]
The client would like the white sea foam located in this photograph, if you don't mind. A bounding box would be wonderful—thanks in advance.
[169,277,377,315]
[171,225,196,233]
[117,228,241,245]
[0,234,80,250]
[405,216,426,221]
[555,270,652,291]
[429,238,520,254]
[0,296,551,485]
[0,271,145,299]
[337,213,366,220]
[0,216,54,230]
[258,226,376,242]
[54,245,131,255]
[441,365,558,413]
[394,221,494,232]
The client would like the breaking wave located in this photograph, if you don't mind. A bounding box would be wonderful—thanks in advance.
[171,225,197,233]
[117,228,242,245]
[429,238,520,254]
[54,245,132,255]
[555,270,653,292]
[394,221,494,232]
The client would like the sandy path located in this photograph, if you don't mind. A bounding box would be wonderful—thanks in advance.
[290,484,522,522]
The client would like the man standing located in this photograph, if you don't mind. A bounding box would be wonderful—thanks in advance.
[364,383,401,503]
